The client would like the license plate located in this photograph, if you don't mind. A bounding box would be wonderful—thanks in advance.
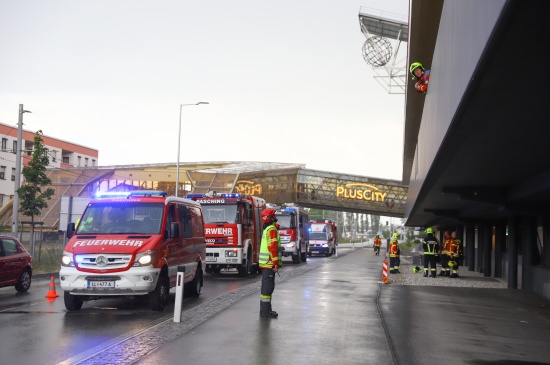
[206,257,217,262]
[311,251,319,254]
[87,281,115,288]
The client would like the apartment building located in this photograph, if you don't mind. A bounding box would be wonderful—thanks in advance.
[0,122,98,207]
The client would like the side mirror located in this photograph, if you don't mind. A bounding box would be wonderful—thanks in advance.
[67,223,75,238]
[170,222,180,238]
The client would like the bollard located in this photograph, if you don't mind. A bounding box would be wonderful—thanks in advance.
[335,245,338,257]
[173,265,185,323]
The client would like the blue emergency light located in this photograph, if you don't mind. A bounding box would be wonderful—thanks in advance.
[220,193,241,198]
[186,194,206,199]
[95,190,167,199]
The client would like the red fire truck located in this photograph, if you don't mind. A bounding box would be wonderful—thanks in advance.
[274,204,309,264]
[60,190,206,312]
[186,192,265,277]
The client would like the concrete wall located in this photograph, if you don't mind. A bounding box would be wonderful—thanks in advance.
[405,0,506,218]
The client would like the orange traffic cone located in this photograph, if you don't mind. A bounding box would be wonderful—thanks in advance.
[45,275,59,299]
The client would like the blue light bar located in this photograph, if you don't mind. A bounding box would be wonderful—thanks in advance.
[220,193,241,198]
[283,207,295,212]
[186,194,206,199]
[95,190,167,199]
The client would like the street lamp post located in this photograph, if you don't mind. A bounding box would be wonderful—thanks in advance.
[13,104,31,235]
[176,102,209,197]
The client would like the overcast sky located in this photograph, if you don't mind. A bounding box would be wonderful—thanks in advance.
[0,0,408,181]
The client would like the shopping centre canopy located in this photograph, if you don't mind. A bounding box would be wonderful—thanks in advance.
[13,161,408,230]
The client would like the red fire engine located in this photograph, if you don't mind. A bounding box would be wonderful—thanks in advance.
[274,204,309,264]
[186,192,266,277]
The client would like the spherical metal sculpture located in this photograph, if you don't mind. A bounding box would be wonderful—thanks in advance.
[362,36,392,67]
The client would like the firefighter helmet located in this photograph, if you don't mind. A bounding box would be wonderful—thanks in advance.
[260,208,277,224]
[413,266,420,273]
[410,62,425,79]
[426,227,433,234]
[392,233,399,239]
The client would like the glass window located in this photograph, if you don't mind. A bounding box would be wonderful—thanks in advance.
[76,202,164,234]
[178,204,193,238]
[201,205,238,224]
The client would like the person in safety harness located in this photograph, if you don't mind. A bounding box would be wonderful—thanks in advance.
[422,227,439,277]
[410,62,430,94]
[389,233,400,274]
[259,208,282,318]
[373,234,382,256]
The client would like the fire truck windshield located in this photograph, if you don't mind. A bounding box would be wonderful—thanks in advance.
[310,232,328,240]
[76,203,164,235]
[275,214,295,229]
[202,205,238,224]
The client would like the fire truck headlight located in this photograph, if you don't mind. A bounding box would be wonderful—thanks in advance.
[135,250,156,266]
[322,243,329,248]
[61,251,74,267]
[225,249,238,257]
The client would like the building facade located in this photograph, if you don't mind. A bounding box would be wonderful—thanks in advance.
[0,122,98,207]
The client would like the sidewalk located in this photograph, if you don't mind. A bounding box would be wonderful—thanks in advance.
[137,247,394,365]
[133,247,550,365]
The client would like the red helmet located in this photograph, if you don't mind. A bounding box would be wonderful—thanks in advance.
[261,208,277,224]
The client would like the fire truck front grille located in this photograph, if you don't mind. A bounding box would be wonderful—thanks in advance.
[76,254,132,270]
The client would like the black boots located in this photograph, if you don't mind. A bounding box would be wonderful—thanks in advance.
[260,301,278,318]
[438,271,446,276]
[260,310,278,318]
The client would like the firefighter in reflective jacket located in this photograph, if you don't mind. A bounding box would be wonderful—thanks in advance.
[422,227,439,277]
[259,208,282,318]
[439,231,451,276]
[410,62,430,94]
[389,233,400,273]
[448,231,461,278]
[373,234,382,255]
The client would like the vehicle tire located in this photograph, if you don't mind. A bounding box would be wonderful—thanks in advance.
[187,267,203,297]
[238,260,250,277]
[64,291,83,311]
[149,274,169,311]
[292,254,300,264]
[15,268,32,292]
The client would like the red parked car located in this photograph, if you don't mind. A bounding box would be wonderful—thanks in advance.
[0,236,32,292]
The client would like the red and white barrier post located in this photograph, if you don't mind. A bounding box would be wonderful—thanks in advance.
[382,260,389,284]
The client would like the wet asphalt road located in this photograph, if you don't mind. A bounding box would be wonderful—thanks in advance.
[0,254,334,365]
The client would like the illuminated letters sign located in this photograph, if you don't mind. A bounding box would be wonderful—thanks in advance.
[336,183,387,202]
[234,180,262,195]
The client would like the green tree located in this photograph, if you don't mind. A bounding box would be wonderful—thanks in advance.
[17,130,55,259]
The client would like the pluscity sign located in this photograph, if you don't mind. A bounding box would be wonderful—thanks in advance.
[235,180,262,195]
[336,183,387,202]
